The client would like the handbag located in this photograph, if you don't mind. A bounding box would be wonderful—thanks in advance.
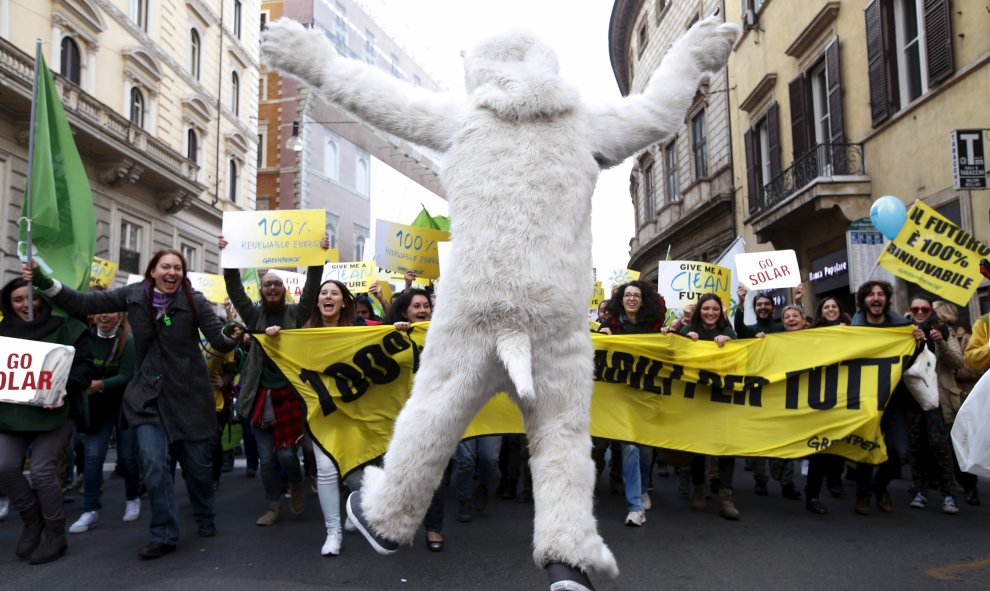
[903,346,940,411]
[951,372,990,479]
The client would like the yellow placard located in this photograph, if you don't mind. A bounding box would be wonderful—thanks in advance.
[258,324,916,477]
[658,260,732,311]
[376,281,394,302]
[878,200,990,306]
[220,209,328,269]
[322,261,377,293]
[374,219,449,279]
[380,268,431,288]
[187,272,228,304]
[589,280,604,309]
[606,268,641,290]
[89,256,118,289]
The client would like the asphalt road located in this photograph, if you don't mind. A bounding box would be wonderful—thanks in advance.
[1,456,988,591]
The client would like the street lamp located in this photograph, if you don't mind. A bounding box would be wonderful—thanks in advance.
[286,120,304,152]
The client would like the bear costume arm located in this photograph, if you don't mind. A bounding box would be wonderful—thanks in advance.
[585,16,740,168]
[262,19,464,153]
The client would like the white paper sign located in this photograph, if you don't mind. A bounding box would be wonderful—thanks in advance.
[220,209,327,269]
[735,249,801,290]
[0,336,75,407]
[267,269,307,303]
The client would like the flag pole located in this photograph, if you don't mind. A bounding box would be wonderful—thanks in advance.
[22,40,42,321]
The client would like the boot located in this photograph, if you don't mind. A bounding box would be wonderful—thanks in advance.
[15,506,44,560]
[691,485,707,511]
[28,519,67,564]
[719,489,740,520]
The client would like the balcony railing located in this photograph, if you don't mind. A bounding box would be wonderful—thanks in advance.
[757,143,866,213]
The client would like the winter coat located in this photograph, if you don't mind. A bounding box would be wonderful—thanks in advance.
[44,282,236,442]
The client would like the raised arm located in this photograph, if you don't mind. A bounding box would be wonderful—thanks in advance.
[261,19,463,153]
[586,16,739,167]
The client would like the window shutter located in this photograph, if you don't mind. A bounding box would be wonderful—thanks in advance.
[865,0,890,127]
[744,129,758,212]
[767,101,782,179]
[788,76,809,159]
[924,0,954,85]
[825,38,844,145]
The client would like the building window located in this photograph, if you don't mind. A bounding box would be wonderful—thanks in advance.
[228,159,239,203]
[390,53,400,78]
[743,103,781,212]
[230,71,239,115]
[413,75,421,87]
[865,0,953,127]
[129,87,145,127]
[232,0,242,39]
[60,37,81,85]
[119,218,144,274]
[186,128,198,164]
[692,110,708,178]
[789,39,844,159]
[333,2,348,50]
[260,11,268,30]
[355,153,369,196]
[131,0,148,31]
[189,30,201,79]
[643,163,655,221]
[326,220,338,250]
[365,30,375,64]
[323,135,339,181]
[257,132,265,168]
[638,22,648,57]
[180,242,198,271]
[664,142,679,203]
[354,236,366,261]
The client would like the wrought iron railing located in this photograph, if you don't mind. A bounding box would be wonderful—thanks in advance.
[757,143,866,213]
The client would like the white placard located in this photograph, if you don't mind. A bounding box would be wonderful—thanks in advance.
[267,269,308,303]
[0,336,75,407]
[735,249,801,291]
[220,209,327,269]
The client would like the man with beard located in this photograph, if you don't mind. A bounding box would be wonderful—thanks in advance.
[218,235,329,526]
[849,280,924,515]
[733,285,804,338]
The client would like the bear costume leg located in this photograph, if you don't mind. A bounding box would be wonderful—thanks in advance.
[358,334,498,546]
[520,329,618,578]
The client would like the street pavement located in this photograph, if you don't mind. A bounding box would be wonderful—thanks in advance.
[1,455,988,591]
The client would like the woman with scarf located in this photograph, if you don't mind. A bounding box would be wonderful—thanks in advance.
[24,251,242,559]
[0,278,92,564]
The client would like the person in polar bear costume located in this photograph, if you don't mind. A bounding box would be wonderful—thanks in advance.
[262,15,739,590]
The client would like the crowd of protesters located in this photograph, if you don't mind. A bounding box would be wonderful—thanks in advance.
[0,246,987,565]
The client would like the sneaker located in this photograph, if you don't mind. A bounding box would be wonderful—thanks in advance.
[641,492,652,511]
[69,511,99,533]
[245,467,257,478]
[474,483,489,512]
[123,498,141,522]
[624,510,645,527]
[781,483,802,500]
[256,506,281,526]
[289,481,306,514]
[909,492,928,509]
[321,529,342,556]
[343,516,357,533]
[457,501,473,523]
[965,489,980,506]
[345,490,399,555]
[942,495,959,515]
[754,481,768,496]
[546,562,596,591]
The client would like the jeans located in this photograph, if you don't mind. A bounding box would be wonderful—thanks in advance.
[313,441,340,533]
[82,421,141,512]
[622,443,651,512]
[255,428,303,504]
[691,455,735,490]
[453,436,501,502]
[424,486,444,533]
[136,424,215,544]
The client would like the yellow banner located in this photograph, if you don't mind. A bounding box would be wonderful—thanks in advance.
[374,219,450,279]
[258,325,917,477]
[323,261,377,293]
[220,209,328,268]
[89,256,118,289]
[879,200,990,306]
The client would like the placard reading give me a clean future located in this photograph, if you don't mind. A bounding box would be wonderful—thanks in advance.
[221,210,327,269]
[735,250,801,291]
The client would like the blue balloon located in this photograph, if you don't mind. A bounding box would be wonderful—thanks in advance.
[870,195,907,240]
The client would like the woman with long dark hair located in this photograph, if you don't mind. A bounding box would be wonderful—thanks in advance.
[25,250,242,559]
[0,278,92,564]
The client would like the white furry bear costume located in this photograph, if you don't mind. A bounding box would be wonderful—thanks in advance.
[262,16,739,580]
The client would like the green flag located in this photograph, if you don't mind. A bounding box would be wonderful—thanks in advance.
[410,205,450,232]
[18,53,96,291]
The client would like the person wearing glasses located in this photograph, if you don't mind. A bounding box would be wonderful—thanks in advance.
[219,234,329,528]
[904,296,961,515]
[597,281,666,527]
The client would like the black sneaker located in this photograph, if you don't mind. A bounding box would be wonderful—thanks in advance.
[197,523,216,538]
[782,484,802,500]
[546,562,595,591]
[345,491,399,556]
[965,489,981,506]
[457,501,473,522]
[754,481,768,496]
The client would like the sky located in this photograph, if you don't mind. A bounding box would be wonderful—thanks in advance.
[363,0,635,280]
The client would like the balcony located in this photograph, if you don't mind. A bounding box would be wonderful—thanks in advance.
[747,143,872,245]
[0,37,206,213]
